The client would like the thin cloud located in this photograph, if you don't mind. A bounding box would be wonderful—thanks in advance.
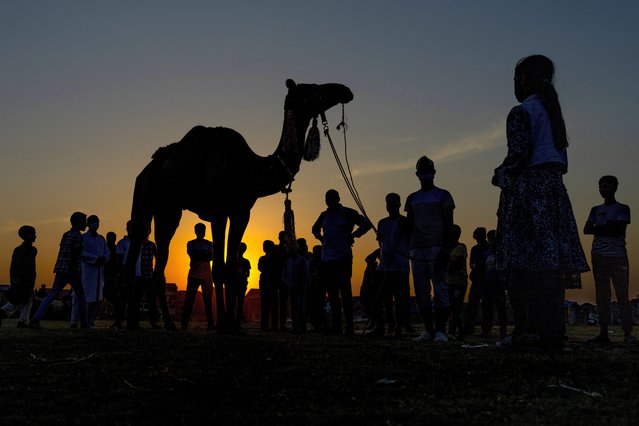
[352,124,504,177]
[430,124,504,162]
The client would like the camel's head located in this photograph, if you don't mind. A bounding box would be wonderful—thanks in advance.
[282,79,354,162]
[284,79,354,117]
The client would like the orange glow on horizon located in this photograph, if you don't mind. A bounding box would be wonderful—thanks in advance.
[162,212,272,293]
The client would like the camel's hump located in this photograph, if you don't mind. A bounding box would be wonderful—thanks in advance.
[152,126,248,159]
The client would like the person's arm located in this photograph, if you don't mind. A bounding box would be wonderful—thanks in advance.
[584,206,629,237]
[9,247,23,285]
[101,237,111,264]
[404,198,414,237]
[365,248,380,263]
[437,206,455,268]
[587,221,628,237]
[81,240,100,265]
[492,107,531,189]
[351,210,372,239]
[441,206,455,250]
[312,213,325,242]
[450,248,467,271]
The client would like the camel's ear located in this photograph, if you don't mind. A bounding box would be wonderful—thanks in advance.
[286,79,296,90]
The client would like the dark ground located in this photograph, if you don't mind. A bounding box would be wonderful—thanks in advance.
[1,320,638,425]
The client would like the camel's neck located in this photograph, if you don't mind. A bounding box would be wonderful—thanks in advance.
[272,111,311,177]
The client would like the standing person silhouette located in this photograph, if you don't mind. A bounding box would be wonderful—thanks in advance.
[407,157,455,343]
[30,212,89,328]
[584,175,635,346]
[312,189,372,335]
[1,225,37,328]
[181,223,214,330]
[447,224,468,338]
[480,229,508,340]
[492,55,589,352]
[235,242,251,328]
[258,239,277,331]
[368,193,412,338]
[463,227,488,336]
[282,238,309,334]
[306,245,329,332]
[111,221,132,329]
[71,215,109,328]
[103,231,118,313]
[273,231,289,331]
[129,229,158,329]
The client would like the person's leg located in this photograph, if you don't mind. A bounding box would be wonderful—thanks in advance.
[369,271,385,334]
[506,270,528,341]
[495,278,509,339]
[112,274,127,327]
[69,275,89,328]
[278,281,288,330]
[88,301,99,327]
[31,274,66,323]
[236,284,247,326]
[181,279,198,329]
[70,293,79,326]
[259,282,270,331]
[520,271,551,338]
[463,277,482,334]
[271,283,280,331]
[610,256,632,337]
[323,261,342,333]
[201,280,214,329]
[383,274,395,333]
[537,271,565,350]
[143,278,159,327]
[481,279,496,336]
[410,250,433,335]
[127,278,144,329]
[449,283,465,336]
[338,257,354,334]
[396,271,413,331]
[432,262,450,335]
[592,254,612,337]
[18,297,32,325]
[291,288,302,332]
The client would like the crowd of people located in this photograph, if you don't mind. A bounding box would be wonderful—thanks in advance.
[1,55,636,352]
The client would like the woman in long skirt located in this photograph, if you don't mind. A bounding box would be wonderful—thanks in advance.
[493,55,589,351]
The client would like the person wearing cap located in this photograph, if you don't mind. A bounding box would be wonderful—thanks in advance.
[406,156,455,343]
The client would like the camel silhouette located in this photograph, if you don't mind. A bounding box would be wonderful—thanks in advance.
[125,79,354,331]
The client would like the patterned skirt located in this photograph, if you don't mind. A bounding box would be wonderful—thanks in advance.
[495,166,589,273]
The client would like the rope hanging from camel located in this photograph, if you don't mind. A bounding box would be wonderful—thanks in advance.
[322,105,377,235]
[282,183,297,253]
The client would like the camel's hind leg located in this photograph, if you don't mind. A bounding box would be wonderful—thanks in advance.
[153,208,182,330]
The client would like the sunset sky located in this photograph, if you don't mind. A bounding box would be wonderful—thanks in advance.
[2,1,638,304]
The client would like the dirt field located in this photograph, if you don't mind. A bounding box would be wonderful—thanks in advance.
[1,320,637,425]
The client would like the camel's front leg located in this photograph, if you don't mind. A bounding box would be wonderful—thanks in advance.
[226,209,251,331]
[152,209,182,330]
[211,218,228,331]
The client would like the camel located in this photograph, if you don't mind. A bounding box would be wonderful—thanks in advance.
[125,79,354,330]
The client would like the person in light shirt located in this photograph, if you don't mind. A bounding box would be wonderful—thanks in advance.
[584,175,635,346]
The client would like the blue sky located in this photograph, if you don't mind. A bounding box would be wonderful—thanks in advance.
[1,1,638,302]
